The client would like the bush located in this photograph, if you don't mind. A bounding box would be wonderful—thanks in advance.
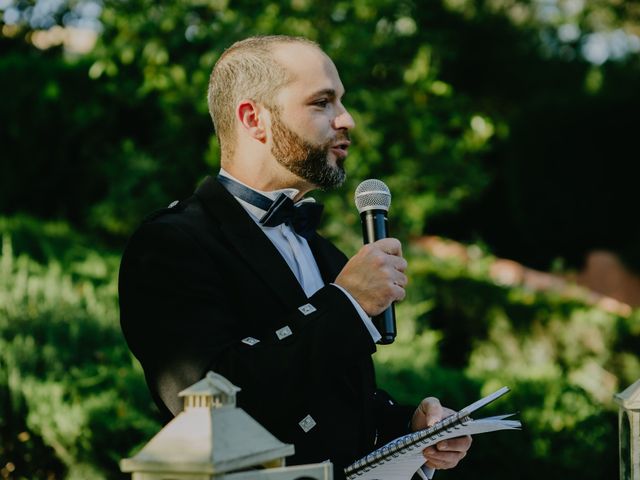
[374,245,640,479]
[0,218,161,480]
[2,216,639,479]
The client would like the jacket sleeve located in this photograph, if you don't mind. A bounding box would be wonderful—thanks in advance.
[372,389,416,446]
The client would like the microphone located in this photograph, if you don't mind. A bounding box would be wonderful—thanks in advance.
[354,179,396,345]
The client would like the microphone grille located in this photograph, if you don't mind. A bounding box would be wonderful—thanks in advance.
[354,179,391,213]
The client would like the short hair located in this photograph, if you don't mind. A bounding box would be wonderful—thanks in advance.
[207,35,320,161]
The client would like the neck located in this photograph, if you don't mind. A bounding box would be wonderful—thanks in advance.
[222,157,314,201]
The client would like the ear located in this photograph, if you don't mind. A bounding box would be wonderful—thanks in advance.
[236,100,268,143]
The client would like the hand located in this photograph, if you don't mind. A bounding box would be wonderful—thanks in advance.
[411,397,473,470]
[334,238,408,316]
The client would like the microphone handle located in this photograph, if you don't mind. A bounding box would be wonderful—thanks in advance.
[360,209,397,345]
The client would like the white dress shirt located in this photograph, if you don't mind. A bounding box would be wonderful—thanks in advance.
[219,169,381,343]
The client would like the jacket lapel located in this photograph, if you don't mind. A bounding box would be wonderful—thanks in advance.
[194,176,308,310]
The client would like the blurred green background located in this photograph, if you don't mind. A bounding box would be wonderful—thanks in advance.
[2,0,640,478]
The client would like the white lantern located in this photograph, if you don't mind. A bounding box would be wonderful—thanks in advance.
[615,378,640,480]
[121,372,332,480]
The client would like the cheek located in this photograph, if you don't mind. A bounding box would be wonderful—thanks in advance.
[313,121,335,143]
[282,108,334,143]
[297,112,332,135]
[297,117,323,136]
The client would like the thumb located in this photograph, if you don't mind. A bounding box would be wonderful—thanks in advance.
[421,397,444,427]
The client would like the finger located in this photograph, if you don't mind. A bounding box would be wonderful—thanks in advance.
[375,238,402,256]
[392,284,406,302]
[392,255,408,273]
[393,272,408,288]
[425,447,467,463]
[441,407,456,417]
[419,397,443,427]
[423,447,467,470]
[437,435,472,453]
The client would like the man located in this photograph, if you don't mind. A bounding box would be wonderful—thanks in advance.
[119,35,471,478]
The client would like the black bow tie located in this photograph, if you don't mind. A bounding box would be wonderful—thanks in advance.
[217,175,323,240]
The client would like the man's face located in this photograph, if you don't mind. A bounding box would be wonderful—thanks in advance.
[268,43,355,190]
[270,106,348,190]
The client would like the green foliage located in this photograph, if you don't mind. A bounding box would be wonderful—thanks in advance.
[0,218,161,479]
[2,0,640,477]
[375,246,640,479]
[1,215,638,478]
[1,0,502,240]
[4,0,640,269]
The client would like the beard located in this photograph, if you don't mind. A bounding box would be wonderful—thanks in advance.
[270,109,347,190]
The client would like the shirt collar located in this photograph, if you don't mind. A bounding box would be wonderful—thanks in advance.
[218,168,315,221]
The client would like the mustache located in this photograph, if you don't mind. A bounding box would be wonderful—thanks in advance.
[335,132,350,143]
[326,132,350,147]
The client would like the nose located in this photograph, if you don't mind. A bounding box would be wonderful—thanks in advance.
[334,106,355,131]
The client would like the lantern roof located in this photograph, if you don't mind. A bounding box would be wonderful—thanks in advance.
[615,378,640,410]
[178,372,241,400]
[120,371,294,475]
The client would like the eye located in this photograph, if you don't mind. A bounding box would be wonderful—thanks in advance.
[313,99,329,108]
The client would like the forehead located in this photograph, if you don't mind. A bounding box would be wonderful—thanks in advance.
[272,43,345,101]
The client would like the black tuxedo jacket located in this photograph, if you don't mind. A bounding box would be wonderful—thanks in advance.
[119,176,412,476]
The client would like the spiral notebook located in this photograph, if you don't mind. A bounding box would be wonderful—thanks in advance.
[344,387,521,480]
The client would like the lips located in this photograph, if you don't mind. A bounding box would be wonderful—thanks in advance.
[331,140,350,159]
